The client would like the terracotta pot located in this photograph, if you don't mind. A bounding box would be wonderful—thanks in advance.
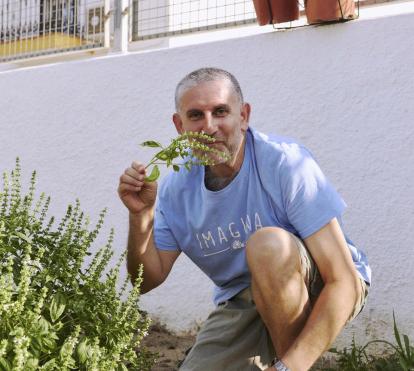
[305,0,356,24]
[253,0,299,26]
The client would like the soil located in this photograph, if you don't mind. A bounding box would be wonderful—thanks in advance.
[142,323,195,371]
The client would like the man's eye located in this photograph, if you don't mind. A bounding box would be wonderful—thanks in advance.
[189,112,202,120]
[215,108,228,117]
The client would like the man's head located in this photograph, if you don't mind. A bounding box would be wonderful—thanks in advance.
[173,68,250,169]
[174,67,244,111]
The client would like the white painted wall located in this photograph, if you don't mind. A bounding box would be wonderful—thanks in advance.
[1,3,413,350]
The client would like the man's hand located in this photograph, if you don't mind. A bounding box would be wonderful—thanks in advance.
[118,161,157,214]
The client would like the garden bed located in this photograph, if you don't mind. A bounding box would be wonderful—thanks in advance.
[142,323,194,370]
[142,322,337,371]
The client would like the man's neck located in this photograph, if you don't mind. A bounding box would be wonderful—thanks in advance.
[204,168,238,191]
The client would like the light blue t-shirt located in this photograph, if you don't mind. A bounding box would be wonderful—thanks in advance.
[154,128,371,305]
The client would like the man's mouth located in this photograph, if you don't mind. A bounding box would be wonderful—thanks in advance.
[196,139,224,147]
[208,138,225,145]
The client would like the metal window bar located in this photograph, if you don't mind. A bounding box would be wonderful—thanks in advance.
[0,0,106,61]
[132,0,258,41]
[0,0,406,62]
[131,0,404,41]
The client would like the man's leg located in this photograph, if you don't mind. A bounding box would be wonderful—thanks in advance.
[246,227,313,359]
[179,288,275,371]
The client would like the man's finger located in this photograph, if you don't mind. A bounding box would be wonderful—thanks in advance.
[120,173,144,186]
[131,161,146,174]
[118,182,142,194]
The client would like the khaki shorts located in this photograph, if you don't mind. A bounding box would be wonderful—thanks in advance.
[179,236,368,371]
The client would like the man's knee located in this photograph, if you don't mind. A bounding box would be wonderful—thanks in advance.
[246,227,300,275]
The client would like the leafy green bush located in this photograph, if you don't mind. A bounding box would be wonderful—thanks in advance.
[0,159,154,370]
[327,313,414,371]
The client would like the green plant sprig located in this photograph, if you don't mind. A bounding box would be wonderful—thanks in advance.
[141,131,230,182]
[327,311,413,371]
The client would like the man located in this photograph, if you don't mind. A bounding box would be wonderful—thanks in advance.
[118,67,371,371]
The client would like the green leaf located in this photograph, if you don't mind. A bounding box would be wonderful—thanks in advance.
[76,339,90,364]
[155,151,169,161]
[173,165,180,172]
[24,357,39,370]
[168,150,179,160]
[39,359,57,370]
[30,337,44,355]
[36,317,51,333]
[393,312,403,352]
[398,356,409,370]
[0,357,11,371]
[118,363,128,371]
[145,166,160,182]
[42,337,57,350]
[49,294,66,323]
[140,140,162,148]
[403,335,411,355]
[184,162,192,171]
[15,231,32,244]
[60,341,74,358]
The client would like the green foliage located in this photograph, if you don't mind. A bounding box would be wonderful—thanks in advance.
[141,131,230,181]
[0,159,154,370]
[327,313,414,371]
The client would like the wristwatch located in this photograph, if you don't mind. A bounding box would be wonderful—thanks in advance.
[274,360,291,371]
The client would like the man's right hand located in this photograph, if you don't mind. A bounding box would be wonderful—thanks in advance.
[118,161,157,215]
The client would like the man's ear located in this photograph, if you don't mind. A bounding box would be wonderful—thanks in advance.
[241,102,251,131]
[173,113,184,134]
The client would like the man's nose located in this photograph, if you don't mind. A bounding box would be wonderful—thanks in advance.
[201,113,216,135]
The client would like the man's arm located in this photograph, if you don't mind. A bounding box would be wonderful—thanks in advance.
[281,218,362,371]
[118,161,180,293]
[127,210,180,293]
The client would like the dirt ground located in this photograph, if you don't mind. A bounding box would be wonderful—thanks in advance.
[142,323,195,371]
[142,323,335,371]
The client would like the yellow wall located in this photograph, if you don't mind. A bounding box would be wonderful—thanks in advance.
[0,33,88,58]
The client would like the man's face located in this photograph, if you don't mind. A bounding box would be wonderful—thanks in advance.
[173,79,250,166]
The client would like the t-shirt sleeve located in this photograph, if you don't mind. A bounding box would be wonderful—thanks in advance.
[153,201,180,251]
[279,145,346,239]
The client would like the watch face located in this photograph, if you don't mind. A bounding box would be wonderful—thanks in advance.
[275,360,290,371]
